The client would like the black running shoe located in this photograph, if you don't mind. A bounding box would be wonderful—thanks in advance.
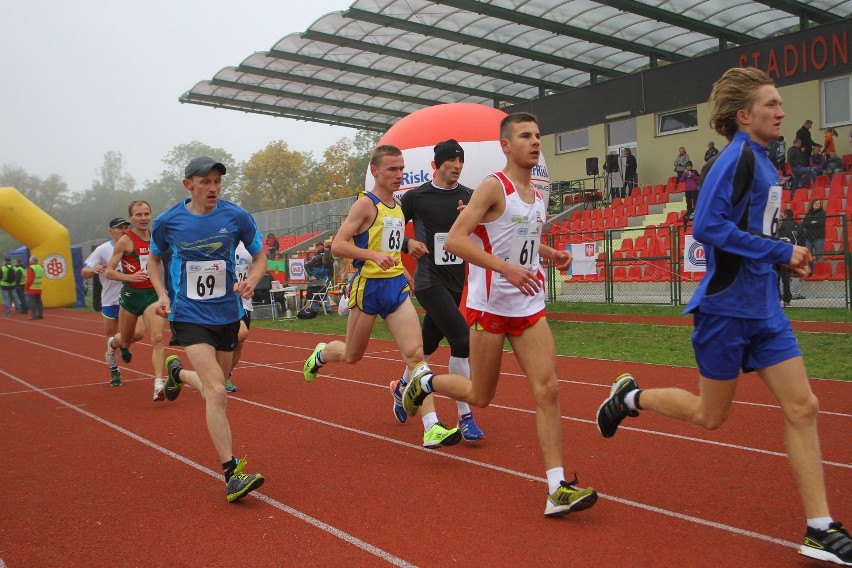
[226,458,265,503]
[596,373,639,438]
[120,347,132,363]
[799,522,852,565]
[164,355,183,401]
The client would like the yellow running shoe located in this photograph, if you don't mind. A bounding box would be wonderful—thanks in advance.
[422,423,462,448]
[303,342,326,382]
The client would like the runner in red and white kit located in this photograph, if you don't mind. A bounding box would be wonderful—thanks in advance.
[401,112,598,517]
[105,200,167,401]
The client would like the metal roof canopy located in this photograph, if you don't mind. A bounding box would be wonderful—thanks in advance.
[180,0,850,132]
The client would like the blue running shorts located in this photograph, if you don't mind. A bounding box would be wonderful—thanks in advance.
[348,272,410,319]
[691,311,801,380]
[101,305,120,320]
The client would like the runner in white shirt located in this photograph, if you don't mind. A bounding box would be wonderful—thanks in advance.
[402,113,598,517]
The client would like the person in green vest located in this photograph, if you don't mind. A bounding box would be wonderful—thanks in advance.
[14,258,28,315]
[1,257,16,316]
[25,256,44,320]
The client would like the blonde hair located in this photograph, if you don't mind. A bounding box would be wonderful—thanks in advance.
[708,67,774,141]
[369,145,402,168]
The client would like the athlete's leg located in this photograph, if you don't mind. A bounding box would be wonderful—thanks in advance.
[141,302,165,380]
[758,356,828,519]
[635,376,739,430]
[505,318,565,471]
[429,325,503,406]
[182,342,234,462]
[319,306,377,364]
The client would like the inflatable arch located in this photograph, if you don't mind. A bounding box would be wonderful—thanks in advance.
[0,187,76,308]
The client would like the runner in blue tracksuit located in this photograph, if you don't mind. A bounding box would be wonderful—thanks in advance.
[596,67,851,566]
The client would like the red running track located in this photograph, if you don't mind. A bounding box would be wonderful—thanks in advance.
[1,309,849,567]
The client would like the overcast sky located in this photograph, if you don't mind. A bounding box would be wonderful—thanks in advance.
[1,0,357,193]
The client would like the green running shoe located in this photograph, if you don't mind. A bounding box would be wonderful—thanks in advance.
[303,343,326,382]
[109,369,122,387]
[226,457,265,503]
[422,423,462,448]
[164,355,184,401]
[225,374,238,393]
[545,476,598,517]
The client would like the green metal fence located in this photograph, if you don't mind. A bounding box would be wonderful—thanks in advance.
[546,214,851,309]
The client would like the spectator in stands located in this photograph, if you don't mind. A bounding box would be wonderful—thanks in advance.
[822,127,836,156]
[787,138,816,198]
[703,141,718,163]
[265,232,279,259]
[825,152,843,180]
[809,151,826,175]
[802,199,826,270]
[767,135,786,173]
[682,161,701,224]
[673,146,689,182]
[795,120,821,162]
[776,209,806,305]
[621,147,637,198]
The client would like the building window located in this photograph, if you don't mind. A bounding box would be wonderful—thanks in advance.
[556,129,589,153]
[823,75,851,126]
[658,107,698,135]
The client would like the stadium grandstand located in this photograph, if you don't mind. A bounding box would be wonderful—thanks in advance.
[180,1,852,308]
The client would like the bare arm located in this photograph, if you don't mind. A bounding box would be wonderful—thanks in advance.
[444,177,542,295]
[330,196,398,271]
[105,235,146,284]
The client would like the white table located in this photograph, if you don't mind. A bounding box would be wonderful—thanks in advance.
[269,286,299,320]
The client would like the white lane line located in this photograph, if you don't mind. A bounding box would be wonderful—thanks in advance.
[2,331,850,470]
[1,369,415,568]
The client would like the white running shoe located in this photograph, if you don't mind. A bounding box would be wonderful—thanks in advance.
[105,338,117,368]
[153,379,165,401]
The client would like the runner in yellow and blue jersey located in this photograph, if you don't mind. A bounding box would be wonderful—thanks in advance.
[303,145,462,449]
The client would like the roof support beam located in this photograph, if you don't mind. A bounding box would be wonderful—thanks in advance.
[342,7,626,79]
[265,47,530,103]
[179,93,390,131]
[209,79,410,118]
[301,29,570,93]
[750,0,840,25]
[595,0,757,46]
[232,64,441,108]
[430,0,685,62]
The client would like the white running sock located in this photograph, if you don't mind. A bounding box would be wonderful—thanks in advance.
[808,517,833,531]
[625,389,640,412]
[546,467,565,494]
[422,412,438,432]
[448,356,472,416]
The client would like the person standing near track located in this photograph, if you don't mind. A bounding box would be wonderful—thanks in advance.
[389,139,485,444]
[105,202,166,400]
[147,156,267,503]
[83,217,146,386]
[303,144,462,449]
[401,113,598,516]
[24,255,44,320]
[595,67,851,566]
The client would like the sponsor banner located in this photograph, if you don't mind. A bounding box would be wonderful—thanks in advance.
[288,258,306,282]
[683,236,706,272]
[569,242,597,276]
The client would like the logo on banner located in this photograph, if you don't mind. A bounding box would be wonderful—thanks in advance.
[585,243,595,257]
[683,236,706,272]
[43,254,67,280]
